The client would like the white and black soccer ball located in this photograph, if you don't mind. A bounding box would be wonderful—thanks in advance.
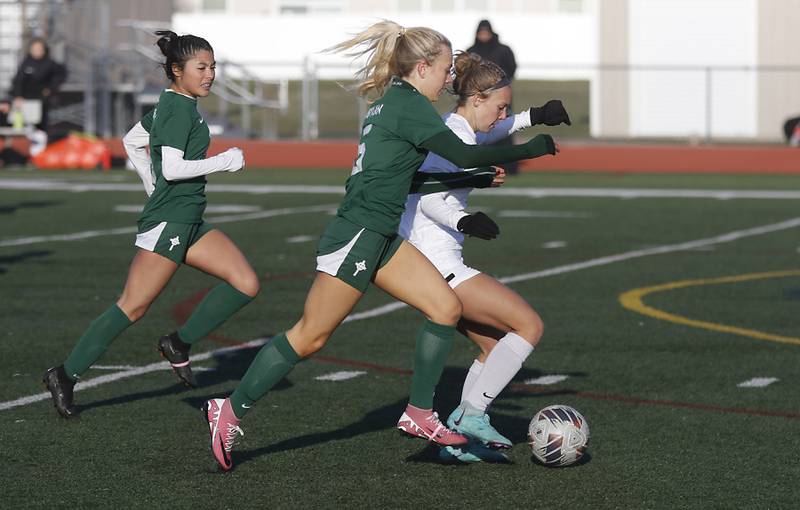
[528,404,590,467]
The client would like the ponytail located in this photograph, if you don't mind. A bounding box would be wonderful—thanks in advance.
[327,20,450,100]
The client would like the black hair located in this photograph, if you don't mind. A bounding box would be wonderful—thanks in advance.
[154,30,213,82]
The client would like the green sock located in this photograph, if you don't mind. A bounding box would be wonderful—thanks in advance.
[229,333,301,419]
[408,319,456,409]
[177,283,253,344]
[63,305,133,381]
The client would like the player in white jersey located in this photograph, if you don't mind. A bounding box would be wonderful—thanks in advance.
[399,51,571,462]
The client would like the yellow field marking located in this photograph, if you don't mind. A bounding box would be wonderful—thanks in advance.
[619,270,800,346]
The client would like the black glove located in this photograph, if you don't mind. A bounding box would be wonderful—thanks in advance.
[457,212,499,240]
[530,100,571,126]
[526,134,557,156]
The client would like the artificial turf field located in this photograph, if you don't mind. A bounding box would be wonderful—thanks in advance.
[1,168,799,509]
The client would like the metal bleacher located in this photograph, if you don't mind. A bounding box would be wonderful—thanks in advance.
[1,0,288,140]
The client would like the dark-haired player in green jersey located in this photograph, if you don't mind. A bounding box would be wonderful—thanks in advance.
[202,20,558,471]
[42,31,258,418]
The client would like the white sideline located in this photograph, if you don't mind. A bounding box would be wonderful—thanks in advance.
[0,203,339,248]
[3,177,800,199]
[3,216,800,412]
[0,337,270,411]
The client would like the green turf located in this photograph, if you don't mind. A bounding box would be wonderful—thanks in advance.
[1,169,799,508]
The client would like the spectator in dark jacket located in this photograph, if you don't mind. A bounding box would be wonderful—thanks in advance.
[467,19,517,81]
[467,20,520,173]
[10,37,67,135]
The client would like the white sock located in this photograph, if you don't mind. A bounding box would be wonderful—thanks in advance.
[460,359,484,403]
[464,332,534,412]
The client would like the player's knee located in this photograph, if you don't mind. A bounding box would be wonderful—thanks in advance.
[117,301,147,323]
[287,321,331,357]
[516,310,544,346]
[429,295,462,325]
[235,271,260,298]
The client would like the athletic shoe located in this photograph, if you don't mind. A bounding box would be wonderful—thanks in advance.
[203,398,243,471]
[439,441,511,464]
[157,332,196,388]
[42,365,78,419]
[447,404,513,449]
[397,404,468,446]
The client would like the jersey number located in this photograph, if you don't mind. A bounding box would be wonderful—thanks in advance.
[351,124,372,175]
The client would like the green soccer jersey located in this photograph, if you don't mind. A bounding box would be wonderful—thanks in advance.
[138,89,210,226]
[337,77,450,235]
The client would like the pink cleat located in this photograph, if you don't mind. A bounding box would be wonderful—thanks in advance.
[397,404,468,447]
[203,398,244,471]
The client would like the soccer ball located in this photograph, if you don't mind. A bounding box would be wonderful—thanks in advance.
[528,404,590,467]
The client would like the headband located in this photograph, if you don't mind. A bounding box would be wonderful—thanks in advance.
[482,75,511,93]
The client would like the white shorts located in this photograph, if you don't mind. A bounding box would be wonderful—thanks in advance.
[428,250,481,289]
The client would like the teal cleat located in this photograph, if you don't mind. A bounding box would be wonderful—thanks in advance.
[439,441,511,464]
[447,403,513,450]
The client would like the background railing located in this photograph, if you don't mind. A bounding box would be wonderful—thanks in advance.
[2,3,798,142]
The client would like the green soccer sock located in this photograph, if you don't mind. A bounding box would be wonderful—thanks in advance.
[63,305,133,381]
[229,333,301,419]
[408,319,456,409]
[177,283,253,344]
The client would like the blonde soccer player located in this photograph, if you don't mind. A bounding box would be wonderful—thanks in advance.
[42,31,258,417]
[399,51,570,461]
[201,21,559,471]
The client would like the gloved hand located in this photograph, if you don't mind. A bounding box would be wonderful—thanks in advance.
[222,147,245,172]
[530,100,571,126]
[457,212,500,240]
[525,134,558,157]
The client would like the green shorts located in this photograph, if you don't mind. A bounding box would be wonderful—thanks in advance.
[316,216,404,292]
[135,220,213,264]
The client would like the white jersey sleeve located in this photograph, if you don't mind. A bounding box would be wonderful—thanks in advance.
[399,110,532,272]
[475,110,532,145]
[399,113,477,261]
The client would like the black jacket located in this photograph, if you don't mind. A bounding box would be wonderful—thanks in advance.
[11,55,67,99]
[467,32,517,80]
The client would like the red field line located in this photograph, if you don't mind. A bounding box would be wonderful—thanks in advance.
[101,137,800,174]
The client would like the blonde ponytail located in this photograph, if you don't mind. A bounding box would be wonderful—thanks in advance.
[327,20,451,100]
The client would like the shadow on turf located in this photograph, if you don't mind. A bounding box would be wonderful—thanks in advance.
[0,200,62,214]
[77,336,293,415]
[224,366,589,468]
[530,452,593,468]
[232,398,409,466]
[0,250,52,274]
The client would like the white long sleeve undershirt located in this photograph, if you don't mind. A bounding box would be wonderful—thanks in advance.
[161,146,243,181]
[122,121,155,196]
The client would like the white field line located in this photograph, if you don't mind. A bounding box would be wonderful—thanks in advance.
[3,216,800,412]
[114,204,262,214]
[737,377,779,388]
[524,375,571,385]
[0,179,345,195]
[0,337,270,411]
[497,210,591,218]
[480,187,800,200]
[315,371,367,382]
[0,203,339,248]
[4,178,800,200]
